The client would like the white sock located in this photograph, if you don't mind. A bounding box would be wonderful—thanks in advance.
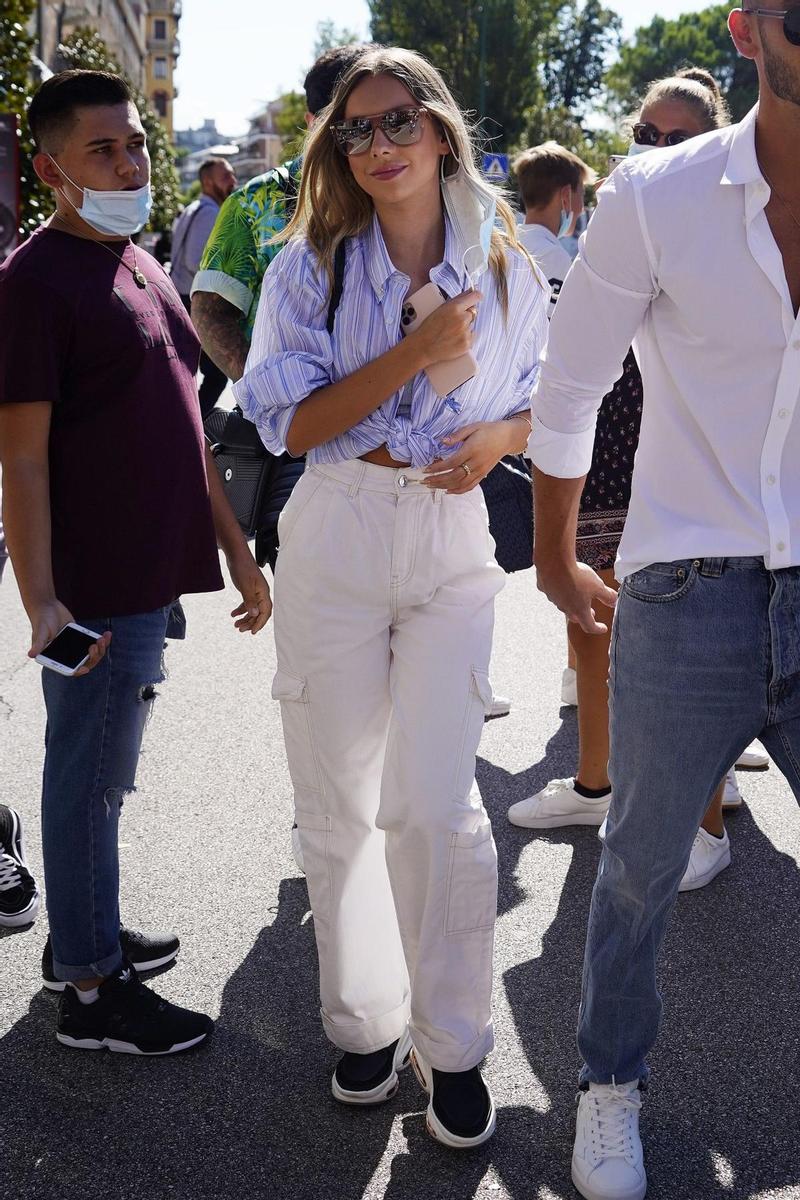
[69,983,100,1005]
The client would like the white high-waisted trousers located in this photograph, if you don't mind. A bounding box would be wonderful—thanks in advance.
[272,459,505,1072]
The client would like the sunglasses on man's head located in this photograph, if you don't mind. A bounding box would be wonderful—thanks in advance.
[633,122,690,147]
[330,106,428,157]
[740,7,800,44]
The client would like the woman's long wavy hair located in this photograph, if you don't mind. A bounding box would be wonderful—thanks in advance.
[277,46,532,314]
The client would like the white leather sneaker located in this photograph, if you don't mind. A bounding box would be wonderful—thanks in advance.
[679,826,731,892]
[486,694,511,720]
[572,1080,646,1200]
[561,666,578,707]
[721,768,744,810]
[734,741,769,770]
[509,779,611,829]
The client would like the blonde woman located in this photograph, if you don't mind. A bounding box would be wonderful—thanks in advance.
[234,47,548,1147]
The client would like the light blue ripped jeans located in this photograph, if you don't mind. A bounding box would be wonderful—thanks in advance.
[41,607,171,981]
[578,557,800,1085]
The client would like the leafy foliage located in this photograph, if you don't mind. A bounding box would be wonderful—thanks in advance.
[368,0,562,149]
[57,27,182,231]
[543,0,622,113]
[606,5,758,120]
[274,91,308,160]
[0,0,53,237]
[313,19,363,59]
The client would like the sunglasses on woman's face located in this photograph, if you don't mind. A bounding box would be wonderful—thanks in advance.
[633,122,690,147]
[330,106,428,157]
[740,7,800,45]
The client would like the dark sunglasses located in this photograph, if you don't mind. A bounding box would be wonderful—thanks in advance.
[330,106,428,157]
[633,122,690,147]
[740,7,800,45]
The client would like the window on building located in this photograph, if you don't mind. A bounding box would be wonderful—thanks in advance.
[154,57,167,79]
[153,18,167,39]
[153,91,168,118]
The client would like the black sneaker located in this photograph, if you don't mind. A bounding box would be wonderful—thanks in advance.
[0,804,41,928]
[411,1051,496,1148]
[56,961,213,1055]
[42,926,180,992]
[332,1029,413,1105]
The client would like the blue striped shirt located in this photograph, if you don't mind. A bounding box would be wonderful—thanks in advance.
[233,214,550,468]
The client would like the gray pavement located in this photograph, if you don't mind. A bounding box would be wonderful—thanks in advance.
[1,560,799,1200]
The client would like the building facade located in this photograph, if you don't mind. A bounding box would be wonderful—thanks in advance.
[143,1,181,138]
[33,1,181,137]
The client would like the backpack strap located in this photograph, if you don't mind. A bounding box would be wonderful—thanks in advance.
[326,240,347,335]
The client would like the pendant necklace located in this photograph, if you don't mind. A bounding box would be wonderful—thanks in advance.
[96,236,148,288]
[50,215,147,287]
[760,169,800,233]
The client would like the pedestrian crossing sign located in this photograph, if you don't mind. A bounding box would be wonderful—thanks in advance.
[482,153,509,182]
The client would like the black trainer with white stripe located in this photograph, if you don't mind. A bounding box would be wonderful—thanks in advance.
[0,804,40,928]
[56,961,213,1055]
[42,927,180,992]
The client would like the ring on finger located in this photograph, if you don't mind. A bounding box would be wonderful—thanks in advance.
[462,463,472,477]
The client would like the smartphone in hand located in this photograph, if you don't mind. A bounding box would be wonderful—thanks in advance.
[35,623,102,676]
[401,283,478,398]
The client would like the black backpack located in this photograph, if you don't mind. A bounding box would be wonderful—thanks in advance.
[203,240,347,572]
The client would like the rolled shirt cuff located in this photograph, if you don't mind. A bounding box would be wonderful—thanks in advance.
[527,415,597,479]
[190,269,252,317]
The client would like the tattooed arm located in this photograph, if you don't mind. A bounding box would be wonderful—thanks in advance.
[191,292,249,382]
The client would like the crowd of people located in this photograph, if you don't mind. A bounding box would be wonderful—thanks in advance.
[0,5,799,1199]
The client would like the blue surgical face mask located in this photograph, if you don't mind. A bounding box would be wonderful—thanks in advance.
[558,208,574,238]
[440,152,497,287]
[51,158,152,236]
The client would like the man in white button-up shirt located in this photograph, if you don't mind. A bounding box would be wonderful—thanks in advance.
[528,8,800,1199]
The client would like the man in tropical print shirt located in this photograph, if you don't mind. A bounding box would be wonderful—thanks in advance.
[191,45,368,381]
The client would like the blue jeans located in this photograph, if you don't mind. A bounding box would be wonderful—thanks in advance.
[578,557,800,1084]
[41,607,171,981]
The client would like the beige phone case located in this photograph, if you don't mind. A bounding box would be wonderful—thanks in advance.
[401,283,478,398]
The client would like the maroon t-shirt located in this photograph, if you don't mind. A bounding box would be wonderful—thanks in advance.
[0,226,223,616]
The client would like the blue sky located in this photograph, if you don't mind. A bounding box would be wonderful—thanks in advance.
[173,0,719,136]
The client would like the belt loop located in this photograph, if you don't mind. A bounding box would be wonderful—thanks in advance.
[347,461,367,497]
[698,557,725,578]
[432,484,442,506]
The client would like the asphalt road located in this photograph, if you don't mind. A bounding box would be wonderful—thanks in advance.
[1,557,799,1200]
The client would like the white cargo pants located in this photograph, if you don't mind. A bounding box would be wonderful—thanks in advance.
[272,459,505,1072]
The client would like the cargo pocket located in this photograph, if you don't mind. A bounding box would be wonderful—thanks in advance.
[271,670,323,794]
[444,820,498,935]
[294,808,333,914]
[453,666,494,801]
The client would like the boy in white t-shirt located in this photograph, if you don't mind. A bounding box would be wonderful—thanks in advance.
[512,142,595,316]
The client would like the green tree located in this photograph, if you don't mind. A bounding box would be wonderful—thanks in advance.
[57,27,182,231]
[313,18,363,58]
[274,90,308,160]
[0,0,53,237]
[605,4,758,120]
[543,0,622,113]
[368,0,561,148]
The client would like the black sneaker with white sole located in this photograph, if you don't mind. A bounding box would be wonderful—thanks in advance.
[42,926,180,991]
[56,961,213,1055]
[411,1051,496,1148]
[332,1029,413,1105]
[0,804,41,928]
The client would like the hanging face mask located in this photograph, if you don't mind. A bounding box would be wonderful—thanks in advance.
[627,142,653,158]
[440,148,497,288]
[50,158,152,236]
[558,208,574,239]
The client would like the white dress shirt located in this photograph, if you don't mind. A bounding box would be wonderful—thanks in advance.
[517,223,574,316]
[529,107,800,580]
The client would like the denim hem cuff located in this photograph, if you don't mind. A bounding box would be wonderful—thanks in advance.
[578,1064,650,1088]
[53,948,123,982]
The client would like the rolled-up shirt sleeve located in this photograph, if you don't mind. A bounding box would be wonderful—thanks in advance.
[232,240,333,455]
[528,165,658,478]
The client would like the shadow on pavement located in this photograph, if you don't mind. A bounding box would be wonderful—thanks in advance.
[478,714,800,1200]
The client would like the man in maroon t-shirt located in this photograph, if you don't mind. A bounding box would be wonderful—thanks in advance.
[0,70,271,1055]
